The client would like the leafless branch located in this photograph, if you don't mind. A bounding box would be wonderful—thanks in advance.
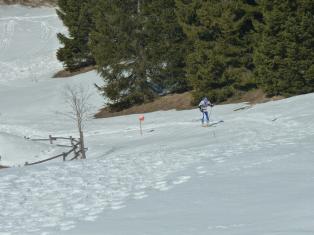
[61,84,93,159]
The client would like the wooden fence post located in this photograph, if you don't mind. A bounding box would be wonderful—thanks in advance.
[70,136,76,158]
[63,152,66,161]
[49,135,53,144]
[79,131,86,159]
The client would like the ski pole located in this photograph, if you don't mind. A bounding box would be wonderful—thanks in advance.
[208,106,213,122]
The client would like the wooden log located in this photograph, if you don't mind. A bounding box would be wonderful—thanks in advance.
[53,137,72,140]
[25,153,64,166]
[31,138,50,141]
[24,136,80,166]
[70,150,81,160]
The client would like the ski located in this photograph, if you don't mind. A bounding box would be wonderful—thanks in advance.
[202,120,224,127]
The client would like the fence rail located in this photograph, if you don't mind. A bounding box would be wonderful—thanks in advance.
[24,135,86,166]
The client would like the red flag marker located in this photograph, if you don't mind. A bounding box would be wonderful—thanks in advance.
[139,115,144,135]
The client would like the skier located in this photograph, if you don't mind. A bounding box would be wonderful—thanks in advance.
[198,97,213,126]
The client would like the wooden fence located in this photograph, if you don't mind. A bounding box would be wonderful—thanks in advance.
[24,135,87,166]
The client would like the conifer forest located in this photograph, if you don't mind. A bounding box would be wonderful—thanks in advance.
[56,0,314,110]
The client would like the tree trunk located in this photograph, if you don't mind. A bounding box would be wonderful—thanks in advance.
[79,130,86,159]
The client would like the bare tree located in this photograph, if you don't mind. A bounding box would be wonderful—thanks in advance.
[63,84,92,159]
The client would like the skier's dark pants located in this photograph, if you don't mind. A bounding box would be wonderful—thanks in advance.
[202,111,209,123]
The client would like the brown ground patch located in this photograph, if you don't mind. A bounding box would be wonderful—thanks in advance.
[95,89,286,119]
[53,65,97,78]
[0,165,9,170]
[95,92,194,118]
[223,89,285,105]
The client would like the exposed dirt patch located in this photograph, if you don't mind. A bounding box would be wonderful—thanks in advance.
[223,89,285,105]
[0,165,9,170]
[95,92,194,118]
[95,89,286,119]
[53,65,97,78]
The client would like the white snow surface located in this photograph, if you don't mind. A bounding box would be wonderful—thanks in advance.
[1,5,314,235]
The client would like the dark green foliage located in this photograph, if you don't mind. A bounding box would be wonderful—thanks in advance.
[146,0,190,94]
[56,0,95,71]
[90,0,189,110]
[176,0,261,104]
[254,0,314,96]
[57,0,314,110]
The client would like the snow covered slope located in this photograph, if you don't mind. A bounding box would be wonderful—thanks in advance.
[1,5,314,235]
[0,5,64,83]
[0,5,103,166]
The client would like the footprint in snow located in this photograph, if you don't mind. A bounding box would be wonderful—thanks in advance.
[59,221,76,231]
[110,201,125,210]
[213,157,225,163]
[153,181,172,191]
[133,191,148,200]
[83,215,98,222]
[42,222,59,228]
[1,174,17,181]
[208,223,246,230]
[196,167,207,175]
[173,176,191,185]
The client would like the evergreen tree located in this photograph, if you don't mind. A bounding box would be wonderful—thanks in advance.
[90,0,188,110]
[176,0,261,103]
[146,0,190,94]
[56,0,96,71]
[254,0,314,96]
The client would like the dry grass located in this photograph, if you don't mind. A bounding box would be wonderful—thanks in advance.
[53,65,97,78]
[95,92,194,118]
[95,89,285,119]
[223,89,285,105]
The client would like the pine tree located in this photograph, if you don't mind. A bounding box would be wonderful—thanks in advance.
[176,0,261,103]
[56,0,96,71]
[254,0,314,96]
[145,0,190,94]
[90,0,188,110]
